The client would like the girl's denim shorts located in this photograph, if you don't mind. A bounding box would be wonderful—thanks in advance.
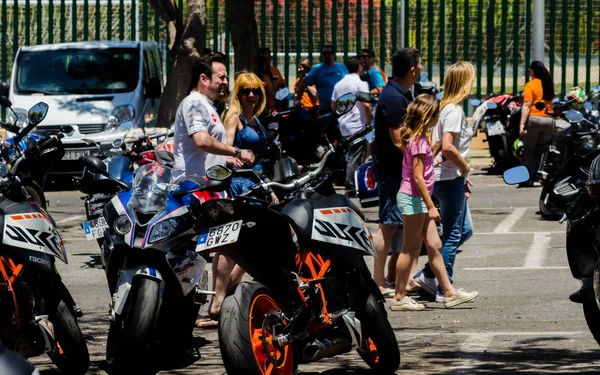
[396,191,428,215]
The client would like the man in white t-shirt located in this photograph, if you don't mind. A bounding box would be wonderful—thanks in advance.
[173,55,254,178]
[173,55,254,328]
[331,56,372,197]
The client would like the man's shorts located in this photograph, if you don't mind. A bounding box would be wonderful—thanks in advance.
[377,174,403,226]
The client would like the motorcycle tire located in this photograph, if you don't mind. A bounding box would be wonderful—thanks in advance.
[356,292,400,374]
[219,281,295,375]
[538,197,562,220]
[22,180,46,211]
[106,277,159,367]
[583,300,600,346]
[47,299,90,375]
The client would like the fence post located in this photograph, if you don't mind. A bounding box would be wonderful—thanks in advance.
[512,0,519,94]
[549,0,554,79]
[95,0,100,40]
[524,0,531,82]
[25,0,30,45]
[427,0,433,80]
[379,0,385,69]
[501,0,507,93]
[308,0,313,61]
[574,0,579,86]
[37,0,42,44]
[439,0,445,84]
[561,0,566,96]
[297,0,303,67]
[586,0,592,92]
[393,0,399,51]
[343,0,349,62]
[487,0,495,95]
[532,0,544,62]
[451,0,457,63]
[119,0,124,40]
[1,0,6,83]
[213,0,218,54]
[332,0,337,53]
[284,0,290,81]
[356,0,361,53]
[464,0,468,62]
[60,0,65,42]
[107,0,112,40]
[225,0,230,67]
[404,0,409,48]
[416,0,421,52]
[13,0,19,53]
[260,0,266,48]
[273,0,278,66]
[476,0,482,98]
[320,0,325,59]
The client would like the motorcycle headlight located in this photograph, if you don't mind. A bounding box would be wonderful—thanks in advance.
[148,218,178,244]
[106,105,135,132]
[8,108,29,128]
[114,214,132,235]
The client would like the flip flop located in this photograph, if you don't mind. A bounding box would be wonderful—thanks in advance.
[380,289,395,298]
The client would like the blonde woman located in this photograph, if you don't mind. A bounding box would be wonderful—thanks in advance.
[390,94,478,311]
[223,72,270,196]
[412,61,478,303]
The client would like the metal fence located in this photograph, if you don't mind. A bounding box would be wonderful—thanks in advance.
[1,0,599,99]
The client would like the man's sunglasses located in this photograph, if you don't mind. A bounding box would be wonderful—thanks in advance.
[360,54,373,59]
[240,88,261,96]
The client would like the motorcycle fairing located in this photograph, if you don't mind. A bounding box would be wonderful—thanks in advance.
[2,212,67,264]
[166,250,208,296]
[312,207,375,256]
[112,266,164,316]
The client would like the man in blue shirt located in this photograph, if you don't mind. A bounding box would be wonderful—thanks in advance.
[371,48,422,297]
[360,48,386,94]
[296,45,348,113]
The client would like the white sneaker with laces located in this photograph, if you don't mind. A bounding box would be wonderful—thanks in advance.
[435,291,444,303]
[413,270,437,296]
[390,296,426,311]
[443,288,479,308]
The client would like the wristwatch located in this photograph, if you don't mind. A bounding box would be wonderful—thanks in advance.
[233,147,242,159]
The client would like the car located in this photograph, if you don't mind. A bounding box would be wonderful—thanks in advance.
[4,41,163,176]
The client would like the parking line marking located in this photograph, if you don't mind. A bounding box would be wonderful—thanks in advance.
[400,331,583,337]
[524,232,552,268]
[463,267,569,270]
[471,206,538,210]
[473,231,563,235]
[55,215,85,225]
[493,207,527,233]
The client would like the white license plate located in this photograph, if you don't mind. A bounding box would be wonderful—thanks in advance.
[64,150,91,160]
[487,121,505,136]
[195,220,242,251]
[82,217,108,240]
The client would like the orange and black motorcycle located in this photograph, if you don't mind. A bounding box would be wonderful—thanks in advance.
[193,93,399,374]
[0,100,89,374]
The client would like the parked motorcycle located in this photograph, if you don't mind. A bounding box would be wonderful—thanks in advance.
[539,109,600,219]
[0,96,65,209]
[0,102,89,374]
[81,157,223,369]
[471,94,522,173]
[193,93,400,374]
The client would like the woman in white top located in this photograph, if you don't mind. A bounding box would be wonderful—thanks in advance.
[412,61,478,300]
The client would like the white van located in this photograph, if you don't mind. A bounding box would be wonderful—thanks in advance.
[6,41,163,175]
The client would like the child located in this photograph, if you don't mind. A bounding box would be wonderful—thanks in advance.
[390,94,479,311]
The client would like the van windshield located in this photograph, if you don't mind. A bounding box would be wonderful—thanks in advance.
[15,47,140,95]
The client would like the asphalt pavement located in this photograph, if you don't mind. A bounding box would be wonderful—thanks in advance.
[32,167,600,374]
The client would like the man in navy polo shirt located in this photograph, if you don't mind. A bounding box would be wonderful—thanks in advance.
[372,48,422,296]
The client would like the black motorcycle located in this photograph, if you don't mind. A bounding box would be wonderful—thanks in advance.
[0,102,89,374]
[193,93,400,374]
[539,109,600,219]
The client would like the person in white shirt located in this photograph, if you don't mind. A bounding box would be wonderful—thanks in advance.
[173,55,254,178]
[173,55,255,328]
[330,56,372,197]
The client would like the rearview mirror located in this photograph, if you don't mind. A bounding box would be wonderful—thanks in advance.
[0,81,8,98]
[503,166,530,185]
[487,102,498,109]
[335,93,357,115]
[206,165,232,181]
[27,102,49,126]
[435,90,444,100]
[583,102,593,112]
[0,96,11,108]
[81,155,108,176]
[564,110,584,123]
[275,88,290,101]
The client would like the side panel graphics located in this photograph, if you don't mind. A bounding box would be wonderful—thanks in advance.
[3,213,67,263]
[311,207,376,256]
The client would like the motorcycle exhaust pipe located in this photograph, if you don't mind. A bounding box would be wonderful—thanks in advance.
[302,337,352,362]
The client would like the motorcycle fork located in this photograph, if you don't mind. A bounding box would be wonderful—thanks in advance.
[295,249,333,327]
[0,256,24,332]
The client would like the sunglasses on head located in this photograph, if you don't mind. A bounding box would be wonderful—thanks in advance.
[240,88,261,96]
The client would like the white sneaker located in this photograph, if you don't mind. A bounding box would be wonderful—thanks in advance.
[390,296,426,311]
[413,270,437,296]
[443,288,479,308]
[435,291,444,303]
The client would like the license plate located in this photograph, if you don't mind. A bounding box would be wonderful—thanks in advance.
[195,220,242,251]
[487,120,505,136]
[64,150,91,160]
[82,217,108,240]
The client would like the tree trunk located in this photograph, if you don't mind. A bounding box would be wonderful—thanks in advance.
[156,0,206,127]
[230,0,260,74]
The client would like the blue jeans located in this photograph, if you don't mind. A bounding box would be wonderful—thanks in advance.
[422,177,473,286]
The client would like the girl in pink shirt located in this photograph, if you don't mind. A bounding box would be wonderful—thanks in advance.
[390,94,478,311]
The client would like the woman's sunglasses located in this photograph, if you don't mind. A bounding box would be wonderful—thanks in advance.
[240,88,261,96]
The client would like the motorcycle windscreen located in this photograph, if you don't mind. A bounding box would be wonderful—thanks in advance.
[3,211,67,263]
[311,207,376,256]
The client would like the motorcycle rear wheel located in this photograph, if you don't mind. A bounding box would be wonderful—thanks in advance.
[583,301,600,346]
[219,281,294,375]
[47,299,90,375]
[106,277,160,367]
[357,292,400,374]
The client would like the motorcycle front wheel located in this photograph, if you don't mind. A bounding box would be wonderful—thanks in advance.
[106,277,160,367]
[356,286,400,374]
[219,281,294,375]
[47,299,90,375]
[22,180,46,210]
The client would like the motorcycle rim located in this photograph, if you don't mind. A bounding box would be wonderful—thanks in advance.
[249,294,293,375]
